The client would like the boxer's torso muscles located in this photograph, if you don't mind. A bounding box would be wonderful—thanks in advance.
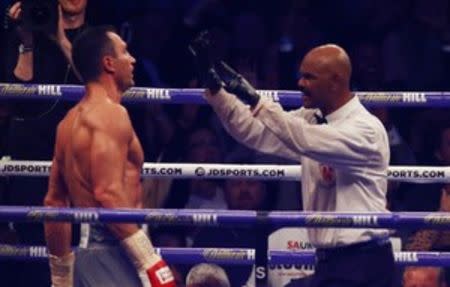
[56,95,144,209]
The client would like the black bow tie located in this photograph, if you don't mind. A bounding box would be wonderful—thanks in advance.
[314,114,328,125]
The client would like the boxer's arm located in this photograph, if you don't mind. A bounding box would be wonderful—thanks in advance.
[44,157,72,256]
[90,105,175,286]
[44,124,74,287]
[44,155,72,255]
[90,105,140,239]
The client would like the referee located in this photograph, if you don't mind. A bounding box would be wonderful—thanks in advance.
[194,39,394,287]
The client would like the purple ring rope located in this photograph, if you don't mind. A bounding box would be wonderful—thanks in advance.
[3,244,450,266]
[0,244,254,265]
[1,83,449,107]
[269,250,450,267]
[2,206,450,229]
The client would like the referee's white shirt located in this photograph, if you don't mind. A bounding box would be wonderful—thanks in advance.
[206,90,390,248]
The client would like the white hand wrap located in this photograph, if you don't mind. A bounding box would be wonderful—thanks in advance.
[121,229,159,270]
[49,251,75,287]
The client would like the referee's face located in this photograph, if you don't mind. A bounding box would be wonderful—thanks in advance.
[297,58,333,110]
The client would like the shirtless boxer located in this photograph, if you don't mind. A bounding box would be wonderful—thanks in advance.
[43,26,175,287]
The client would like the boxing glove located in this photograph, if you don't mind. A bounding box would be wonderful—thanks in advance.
[121,229,176,287]
[188,31,224,94]
[217,61,261,108]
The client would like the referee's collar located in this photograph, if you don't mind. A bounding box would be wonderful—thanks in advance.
[323,96,360,124]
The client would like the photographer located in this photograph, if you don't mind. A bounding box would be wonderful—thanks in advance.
[3,1,89,286]
[7,0,87,82]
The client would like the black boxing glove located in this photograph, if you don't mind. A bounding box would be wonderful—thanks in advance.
[188,31,223,94]
[204,68,223,94]
[217,61,261,108]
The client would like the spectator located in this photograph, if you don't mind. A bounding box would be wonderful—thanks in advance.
[277,0,325,90]
[6,0,87,83]
[351,40,384,91]
[224,178,270,211]
[404,121,450,284]
[186,263,231,287]
[380,0,446,91]
[404,120,450,212]
[193,155,274,286]
[403,267,447,287]
[164,126,227,210]
[4,1,89,285]
[232,12,266,54]
[370,107,417,211]
[130,7,175,87]
[409,0,448,90]
[0,104,17,285]
[6,0,90,212]
[0,102,13,242]
[143,105,226,209]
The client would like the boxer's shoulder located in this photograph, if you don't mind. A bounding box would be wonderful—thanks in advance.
[73,101,131,131]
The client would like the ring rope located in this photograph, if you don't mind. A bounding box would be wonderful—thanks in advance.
[1,244,448,266]
[0,83,448,107]
[3,206,450,229]
[269,250,450,267]
[1,159,449,183]
[0,244,255,265]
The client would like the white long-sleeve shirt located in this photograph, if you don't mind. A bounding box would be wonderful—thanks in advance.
[206,90,390,248]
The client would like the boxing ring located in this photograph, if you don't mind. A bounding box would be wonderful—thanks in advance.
[1,83,450,274]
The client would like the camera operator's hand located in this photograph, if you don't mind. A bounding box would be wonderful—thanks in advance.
[54,5,71,53]
[50,4,82,82]
[8,2,33,47]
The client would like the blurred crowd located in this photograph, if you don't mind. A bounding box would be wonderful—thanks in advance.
[0,0,449,286]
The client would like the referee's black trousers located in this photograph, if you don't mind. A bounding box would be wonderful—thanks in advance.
[311,239,395,287]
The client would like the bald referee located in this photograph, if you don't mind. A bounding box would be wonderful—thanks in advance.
[191,36,394,287]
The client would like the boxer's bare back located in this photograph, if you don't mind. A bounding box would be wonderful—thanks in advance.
[50,84,143,238]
